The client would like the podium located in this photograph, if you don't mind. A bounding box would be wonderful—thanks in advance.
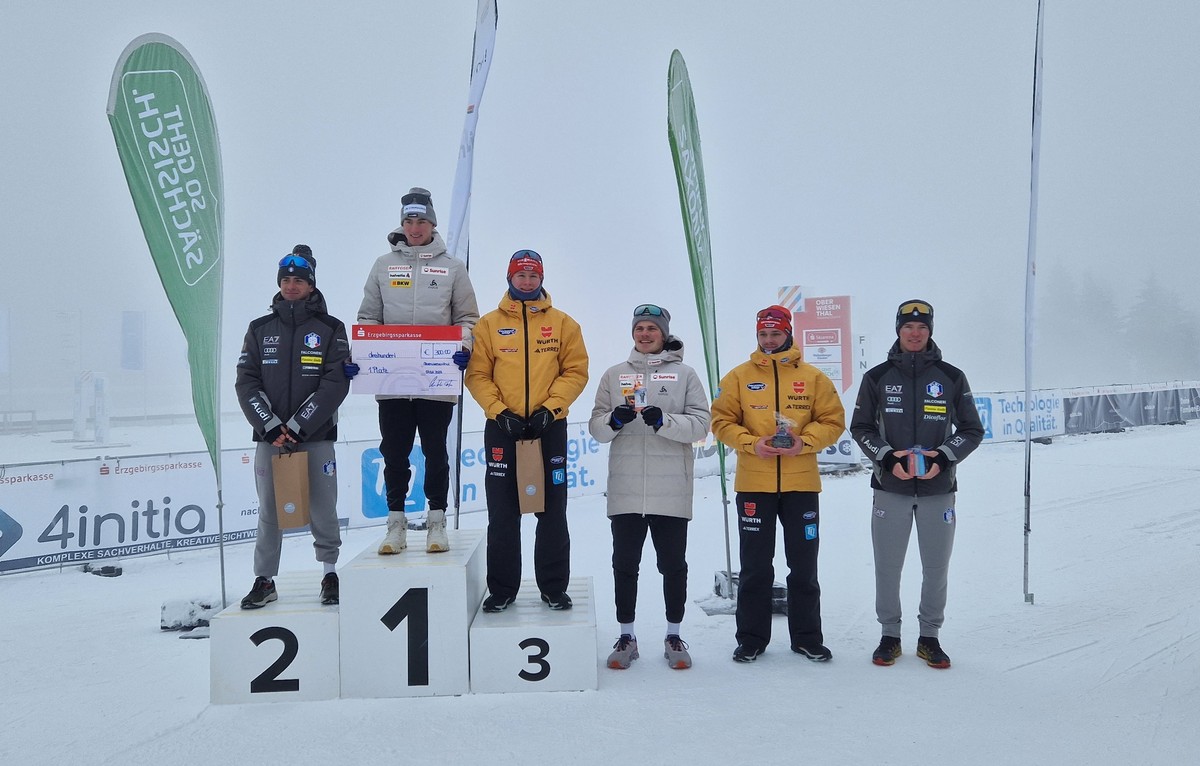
[469,576,597,694]
[209,572,340,704]
[339,528,486,698]
[210,528,598,703]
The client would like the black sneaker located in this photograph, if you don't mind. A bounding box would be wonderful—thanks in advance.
[792,642,833,662]
[320,573,339,605]
[482,593,516,613]
[240,576,277,609]
[540,592,573,610]
[732,644,764,663]
[872,636,902,666]
[916,636,951,669]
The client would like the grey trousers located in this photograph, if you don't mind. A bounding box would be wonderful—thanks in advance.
[253,440,341,578]
[871,489,956,639]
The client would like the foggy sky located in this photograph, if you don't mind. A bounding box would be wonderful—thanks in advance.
[2,1,1197,448]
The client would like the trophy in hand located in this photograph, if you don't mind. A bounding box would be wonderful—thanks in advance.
[771,412,796,449]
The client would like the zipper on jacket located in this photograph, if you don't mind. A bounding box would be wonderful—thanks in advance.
[285,301,297,435]
[521,303,531,418]
[908,353,919,497]
[773,359,782,494]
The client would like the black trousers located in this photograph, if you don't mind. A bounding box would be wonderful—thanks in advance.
[483,418,570,599]
[611,514,689,625]
[377,399,456,512]
[735,491,822,650]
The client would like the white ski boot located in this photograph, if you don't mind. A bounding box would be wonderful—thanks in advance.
[425,508,450,553]
[377,511,407,554]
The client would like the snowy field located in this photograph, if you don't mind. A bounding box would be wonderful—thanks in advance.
[2,423,1197,765]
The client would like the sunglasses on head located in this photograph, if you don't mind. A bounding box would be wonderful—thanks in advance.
[633,304,665,317]
[511,249,542,263]
[899,301,932,316]
[279,254,312,270]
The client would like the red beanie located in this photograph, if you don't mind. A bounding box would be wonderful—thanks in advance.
[507,249,544,279]
[756,305,793,335]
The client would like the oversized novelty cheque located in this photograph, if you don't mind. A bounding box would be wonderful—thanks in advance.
[350,325,463,396]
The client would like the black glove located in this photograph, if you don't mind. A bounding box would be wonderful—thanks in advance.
[880,450,904,473]
[929,450,951,471]
[264,424,286,444]
[451,349,471,371]
[343,360,360,379]
[526,406,556,439]
[496,410,528,440]
[641,406,664,430]
[609,404,637,430]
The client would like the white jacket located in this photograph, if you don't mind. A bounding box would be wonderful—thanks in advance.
[587,337,711,519]
[356,230,479,402]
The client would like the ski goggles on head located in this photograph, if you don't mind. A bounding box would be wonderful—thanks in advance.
[401,190,432,208]
[756,307,789,323]
[279,254,312,270]
[898,300,932,316]
[633,304,666,317]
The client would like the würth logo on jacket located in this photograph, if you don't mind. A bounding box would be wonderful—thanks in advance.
[793,381,806,394]
[744,502,756,517]
[491,447,504,462]
[540,326,553,338]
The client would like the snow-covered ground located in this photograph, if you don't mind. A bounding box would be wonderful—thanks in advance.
[2,423,1198,765]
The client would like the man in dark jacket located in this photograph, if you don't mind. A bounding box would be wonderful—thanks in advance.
[235,248,351,608]
[850,299,984,669]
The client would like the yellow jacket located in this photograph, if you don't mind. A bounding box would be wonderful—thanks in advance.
[711,347,846,492]
[465,290,589,420]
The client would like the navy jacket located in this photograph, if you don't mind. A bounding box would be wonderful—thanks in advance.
[235,288,350,443]
[850,339,984,496]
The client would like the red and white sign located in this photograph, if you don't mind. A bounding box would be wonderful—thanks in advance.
[792,295,854,394]
[350,325,463,396]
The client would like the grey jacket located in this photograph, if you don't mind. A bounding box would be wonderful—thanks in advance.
[356,229,480,402]
[588,337,711,519]
[236,288,351,443]
[850,339,984,496]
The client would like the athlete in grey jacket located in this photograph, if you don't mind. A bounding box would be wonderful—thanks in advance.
[355,188,479,554]
[850,299,984,669]
[588,304,710,670]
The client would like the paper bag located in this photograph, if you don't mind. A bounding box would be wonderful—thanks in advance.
[515,439,545,514]
[272,449,311,528]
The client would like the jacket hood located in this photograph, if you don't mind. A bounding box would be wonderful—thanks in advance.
[496,288,554,317]
[387,229,448,256]
[271,287,330,323]
[887,337,944,372]
[749,345,803,369]
[625,335,685,367]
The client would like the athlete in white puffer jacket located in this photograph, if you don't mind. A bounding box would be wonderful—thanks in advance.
[588,304,710,670]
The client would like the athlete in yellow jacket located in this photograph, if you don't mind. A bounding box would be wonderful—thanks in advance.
[465,250,588,613]
[711,305,845,663]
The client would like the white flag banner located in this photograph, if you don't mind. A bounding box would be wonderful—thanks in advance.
[445,0,498,263]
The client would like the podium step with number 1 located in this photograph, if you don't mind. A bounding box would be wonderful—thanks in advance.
[338,527,486,698]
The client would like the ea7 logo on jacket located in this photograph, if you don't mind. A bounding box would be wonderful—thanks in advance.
[304,333,321,349]
[926,381,944,398]
[793,381,806,394]
[747,382,766,391]
[540,326,553,338]
[498,328,516,336]
[885,385,902,394]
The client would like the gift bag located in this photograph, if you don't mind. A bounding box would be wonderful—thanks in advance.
[515,439,545,514]
[272,449,312,528]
